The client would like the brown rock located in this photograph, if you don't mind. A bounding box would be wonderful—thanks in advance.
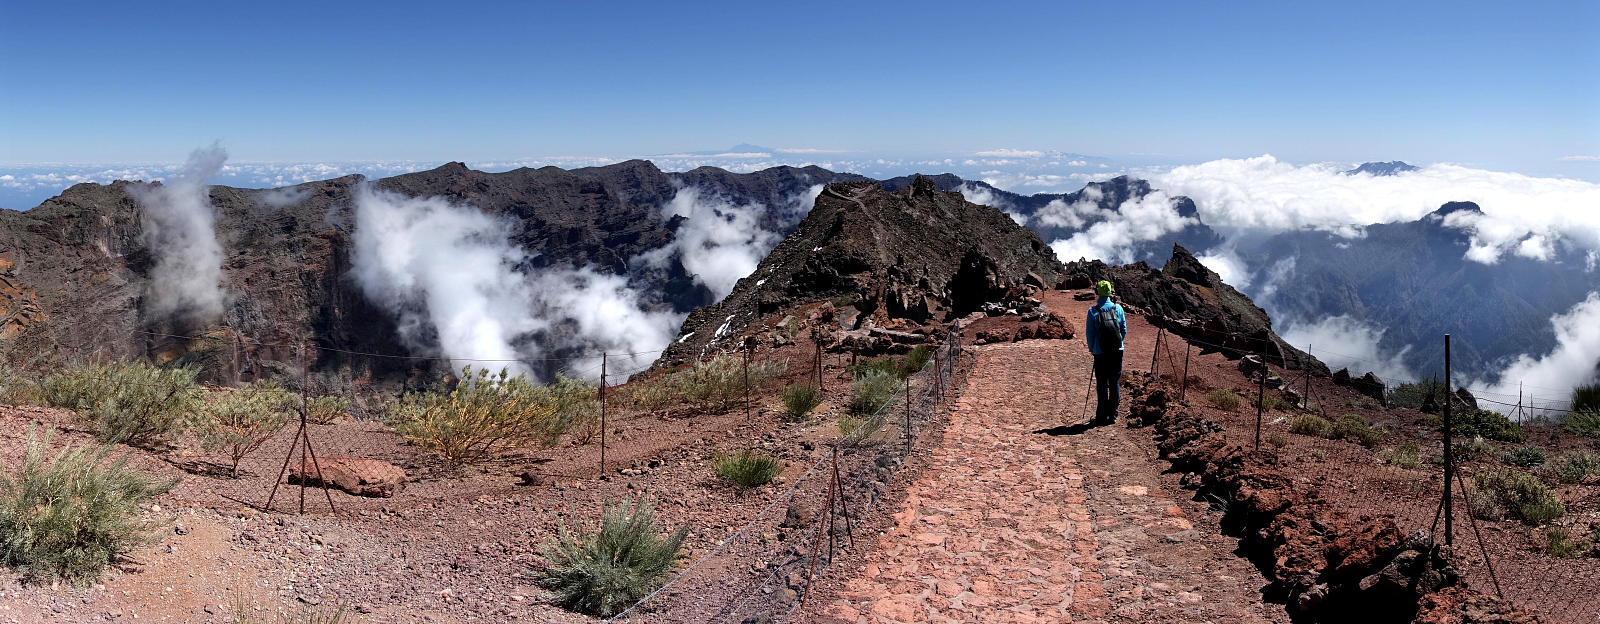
[288,456,406,498]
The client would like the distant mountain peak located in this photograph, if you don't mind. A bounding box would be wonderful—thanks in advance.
[1431,201,1483,218]
[1345,161,1419,176]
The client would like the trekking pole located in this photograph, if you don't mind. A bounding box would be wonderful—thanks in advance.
[1081,365,1095,422]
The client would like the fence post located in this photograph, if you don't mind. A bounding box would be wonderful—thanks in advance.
[600,352,608,477]
[743,346,751,422]
[1255,350,1266,452]
[1303,344,1313,409]
[1442,335,1453,547]
[904,376,912,457]
[1180,341,1191,402]
[1150,329,1162,376]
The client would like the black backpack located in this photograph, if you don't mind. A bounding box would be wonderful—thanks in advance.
[1097,303,1123,352]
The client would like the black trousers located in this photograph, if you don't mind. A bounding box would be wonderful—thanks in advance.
[1093,350,1123,421]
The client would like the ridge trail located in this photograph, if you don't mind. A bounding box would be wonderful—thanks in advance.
[811,298,1290,624]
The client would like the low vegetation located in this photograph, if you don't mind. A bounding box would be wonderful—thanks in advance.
[305,395,352,425]
[780,384,822,421]
[40,362,205,448]
[199,382,296,478]
[1565,409,1600,438]
[838,414,882,440]
[622,354,786,414]
[851,345,932,381]
[1332,414,1384,448]
[534,374,600,442]
[0,428,177,582]
[537,494,688,617]
[1573,383,1600,414]
[386,367,563,467]
[1471,468,1564,525]
[1263,394,1294,412]
[229,596,353,624]
[1390,442,1423,469]
[1554,450,1600,484]
[1425,407,1526,443]
[0,366,39,405]
[1388,379,1449,410]
[849,369,900,416]
[1288,414,1333,437]
[1500,445,1548,468]
[1449,436,1498,462]
[1263,433,1288,448]
[711,449,781,489]
[1205,388,1242,411]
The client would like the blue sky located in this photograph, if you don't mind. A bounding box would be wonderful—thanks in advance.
[2,1,1596,175]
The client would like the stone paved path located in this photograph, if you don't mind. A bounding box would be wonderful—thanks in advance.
[816,337,1288,624]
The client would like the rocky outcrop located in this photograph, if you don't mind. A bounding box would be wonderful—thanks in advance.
[657,176,1063,367]
[1333,368,1389,406]
[0,253,46,341]
[1059,244,1327,375]
[1123,376,1540,623]
[288,455,407,498]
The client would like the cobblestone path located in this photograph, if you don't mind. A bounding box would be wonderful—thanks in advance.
[816,337,1289,624]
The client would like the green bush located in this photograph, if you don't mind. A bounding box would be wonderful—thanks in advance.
[1452,437,1498,462]
[1427,408,1526,443]
[1263,395,1295,412]
[386,367,563,466]
[1573,384,1600,414]
[851,346,933,381]
[1500,445,1547,468]
[0,427,178,582]
[534,374,600,442]
[1565,410,1600,438]
[838,414,882,440]
[849,369,900,416]
[537,493,688,617]
[1288,414,1333,437]
[1388,379,1450,410]
[1544,527,1583,558]
[1390,442,1423,469]
[1263,433,1288,448]
[199,382,296,478]
[1205,389,1241,411]
[1471,468,1565,525]
[40,362,204,448]
[780,384,822,421]
[1333,414,1383,448]
[652,354,786,412]
[0,366,39,405]
[1554,450,1600,484]
[306,395,352,425]
[712,450,781,489]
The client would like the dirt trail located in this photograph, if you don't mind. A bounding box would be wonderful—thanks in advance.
[813,304,1290,624]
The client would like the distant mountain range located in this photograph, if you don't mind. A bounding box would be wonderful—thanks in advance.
[1,159,1594,388]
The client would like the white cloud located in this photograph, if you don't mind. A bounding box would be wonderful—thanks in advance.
[1470,292,1600,414]
[1196,246,1252,289]
[349,186,681,382]
[254,186,311,210]
[1047,191,1195,264]
[774,147,848,154]
[1156,155,1600,264]
[128,146,228,322]
[637,186,800,300]
[974,149,1044,158]
[956,183,1026,225]
[1280,315,1416,384]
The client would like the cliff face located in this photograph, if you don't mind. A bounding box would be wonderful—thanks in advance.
[1060,244,1328,375]
[657,176,1064,367]
[0,161,864,382]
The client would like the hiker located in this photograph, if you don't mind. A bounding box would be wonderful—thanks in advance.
[1084,280,1127,425]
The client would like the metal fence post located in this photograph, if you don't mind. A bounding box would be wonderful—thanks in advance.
[1180,341,1191,401]
[1442,335,1453,547]
[904,376,912,457]
[1255,351,1266,452]
[600,352,608,477]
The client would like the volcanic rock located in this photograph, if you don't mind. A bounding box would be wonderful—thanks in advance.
[288,456,407,498]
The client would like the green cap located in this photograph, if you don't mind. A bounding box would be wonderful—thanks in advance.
[1095,280,1114,297]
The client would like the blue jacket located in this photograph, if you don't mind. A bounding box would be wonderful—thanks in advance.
[1085,297,1127,355]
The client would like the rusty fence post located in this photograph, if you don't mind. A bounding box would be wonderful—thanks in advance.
[1254,350,1266,452]
[1442,334,1453,547]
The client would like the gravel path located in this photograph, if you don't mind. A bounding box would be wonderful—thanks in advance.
[813,308,1291,624]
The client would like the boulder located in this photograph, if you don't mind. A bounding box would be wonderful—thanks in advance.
[1351,372,1388,406]
[288,456,407,498]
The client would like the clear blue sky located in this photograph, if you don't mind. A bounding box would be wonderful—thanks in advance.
[2,0,1596,172]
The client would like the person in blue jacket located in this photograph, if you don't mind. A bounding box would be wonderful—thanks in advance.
[1084,280,1127,425]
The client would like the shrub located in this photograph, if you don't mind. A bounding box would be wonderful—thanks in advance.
[386,367,563,466]
[0,427,177,582]
[1471,468,1565,525]
[534,374,599,442]
[40,362,204,448]
[1205,389,1241,411]
[1565,410,1600,438]
[838,414,882,441]
[849,369,900,416]
[1388,379,1449,410]
[1333,414,1384,448]
[1390,442,1423,469]
[229,597,352,624]
[1429,408,1526,443]
[898,345,933,377]
[537,493,688,617]
[1544,527,1582,558]
[1263,433,1288,448]
[1263,395,1295,412]
[1500,445,1548,468]
[199,382,295,478]
[1452,436,1498,462]
[780,384,822,421]
[1289,414,1333,437]
[712,450,781,489]
[653,355,787,413]
[1554,450,1600,484]
[851,346,933,382]
[306,395,352,425]
[1573,384,1600,414]
[0,366,39,405]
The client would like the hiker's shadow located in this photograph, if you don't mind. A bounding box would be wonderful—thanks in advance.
[1032,421,1108,436]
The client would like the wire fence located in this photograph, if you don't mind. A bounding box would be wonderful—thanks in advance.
[1144,323,1599,624]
